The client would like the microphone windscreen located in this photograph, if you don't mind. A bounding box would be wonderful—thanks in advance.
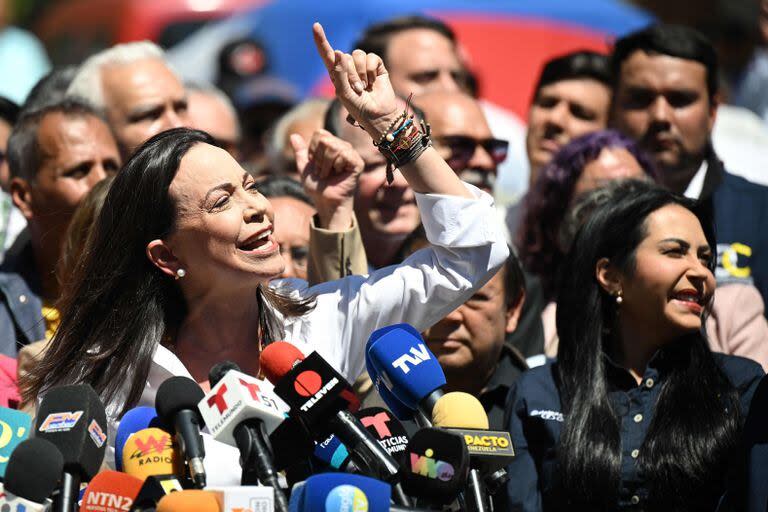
[354,407,409,463]
[208,361,241,388]
[4,438,63,503]
[302,473,391,512]
[365,351,414,421]
[115,406,159,470]
[156,490,221,512]
[259,341,305,385]
[35,383,108,480]
[0,407,31,477]
[288,481,306,512]
[122,427,182,481]
[155,376,205,423]
[80,470,143,512]
[366,324,446,409]
[431,392,490,429]
[401,427,470,505]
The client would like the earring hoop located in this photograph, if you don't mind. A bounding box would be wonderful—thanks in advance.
[175,268,186,280]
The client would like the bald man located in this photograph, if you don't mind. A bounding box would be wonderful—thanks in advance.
[413,91,508,193]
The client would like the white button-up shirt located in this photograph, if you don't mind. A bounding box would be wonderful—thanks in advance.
[106,184,509,485]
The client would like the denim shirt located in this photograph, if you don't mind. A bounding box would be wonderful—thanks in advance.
[505,351,764,511]
[0,233,44,356]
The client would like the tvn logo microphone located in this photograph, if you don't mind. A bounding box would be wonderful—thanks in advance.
[391,344,431,375]
[198,370,285,447]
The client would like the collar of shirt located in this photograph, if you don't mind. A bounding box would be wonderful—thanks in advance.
[683,160,709,199]
[480,343,527,429]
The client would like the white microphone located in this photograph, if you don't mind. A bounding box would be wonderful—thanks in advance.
[198,369,285,445]
[198,369,289,512]
[0,483,51,512]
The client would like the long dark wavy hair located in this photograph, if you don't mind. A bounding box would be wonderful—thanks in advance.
[517,130,657,300]
[555,180,741,510]
[20,128,313,413]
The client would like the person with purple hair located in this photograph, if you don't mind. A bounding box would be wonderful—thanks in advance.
[518,129,655,301]
[517,129,768,367]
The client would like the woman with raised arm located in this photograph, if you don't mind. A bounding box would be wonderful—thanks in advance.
[505,180,764,511]
[20,24,508,483]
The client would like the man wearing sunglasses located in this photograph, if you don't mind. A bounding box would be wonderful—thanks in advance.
[414,91,508,194]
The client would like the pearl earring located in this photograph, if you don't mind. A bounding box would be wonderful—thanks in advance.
[175,268,186,279]
[615,291,623,305]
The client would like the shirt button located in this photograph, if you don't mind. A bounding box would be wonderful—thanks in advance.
[18,294,26,304]
[631,449,639,458]
[631,495,640,505]
[634,414,643,423]
[645,378,654,388]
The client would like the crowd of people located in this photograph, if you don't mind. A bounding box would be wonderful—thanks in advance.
[0,10,767,512]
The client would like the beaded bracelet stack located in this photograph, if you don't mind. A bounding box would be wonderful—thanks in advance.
[347,95,432,185]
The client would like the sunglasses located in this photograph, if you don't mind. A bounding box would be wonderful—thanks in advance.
[436,135,509,166]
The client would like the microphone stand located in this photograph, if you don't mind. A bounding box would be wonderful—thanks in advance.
[466,468,491,512]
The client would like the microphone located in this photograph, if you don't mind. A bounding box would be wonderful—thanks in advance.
[0,407,31,477]
[354,407,410,465]
[35,384,108,512]
[197,363,288,511]
[431,393,515,507]
[155,376,207,489]
[80,470,143,512]
[269,416,318,486]
[122,427,183,481]
[260,343,403,491]
[293,473,434,512]
[129,475,184,512]
[365,326,415,422]
[208,361,240,388]
[312,434,360,473]
[156,490,220,512]
[401,427,470,507]
[2,438,63,510]
[366,324,446,426]
[115,407,160,471]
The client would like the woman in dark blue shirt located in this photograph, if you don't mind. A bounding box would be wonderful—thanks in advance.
[505,181,764,511]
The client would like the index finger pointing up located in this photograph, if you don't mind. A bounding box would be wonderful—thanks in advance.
[313,23,336,72]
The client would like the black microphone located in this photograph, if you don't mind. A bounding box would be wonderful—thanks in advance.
[3,438,63,509]
[35,384,108,512]
[400,427,470,508]
[354,407,410,465]
[269,415,318,486]
[155,376,207,489]
[198,362,289,512]
[260,342,411,507]
[208,360,239,388]
[129,475,184,512]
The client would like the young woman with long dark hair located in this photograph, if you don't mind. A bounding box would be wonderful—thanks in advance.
[20,25,509,484]
[505,180,764,511]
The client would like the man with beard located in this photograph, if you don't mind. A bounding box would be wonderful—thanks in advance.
[611,24,768,309]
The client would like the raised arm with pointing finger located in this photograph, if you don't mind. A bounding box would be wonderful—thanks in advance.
[311,23,474,199]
